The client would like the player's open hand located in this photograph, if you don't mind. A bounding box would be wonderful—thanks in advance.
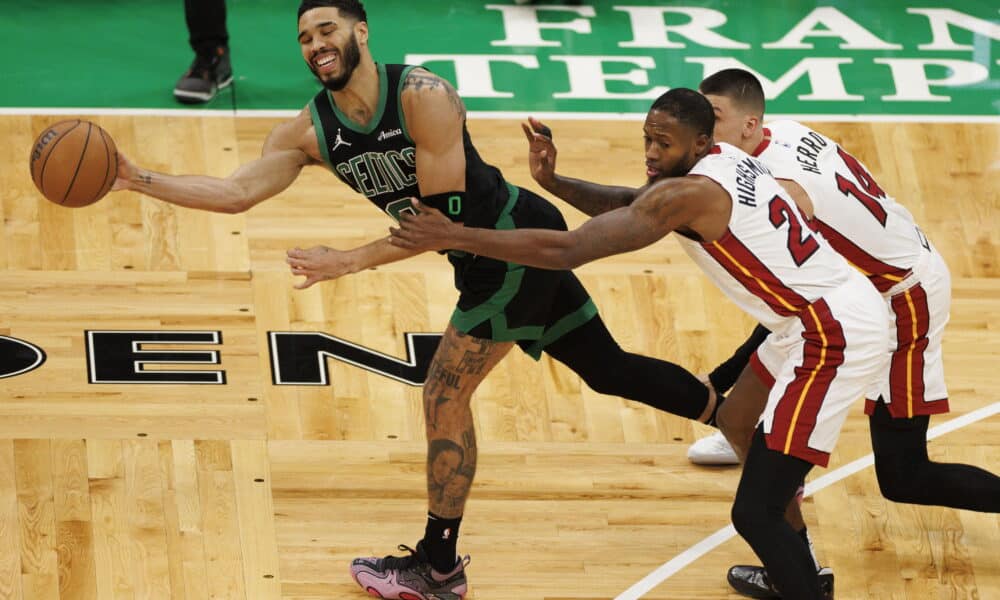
[521,117,557,189]
[389,200,458,252]
[286,245,356,289]
[111,152,137,191]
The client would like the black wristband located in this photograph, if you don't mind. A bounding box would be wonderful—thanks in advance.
[421,191,466,222]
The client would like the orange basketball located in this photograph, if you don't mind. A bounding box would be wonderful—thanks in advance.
[29,119,118,208]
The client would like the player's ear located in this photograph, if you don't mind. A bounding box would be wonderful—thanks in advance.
[694,132,712,155]
[354,20,369,46]
[743,114,760,141]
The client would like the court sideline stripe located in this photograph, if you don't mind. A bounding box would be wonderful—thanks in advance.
[615,401,1000,600]
[2,107,999,124]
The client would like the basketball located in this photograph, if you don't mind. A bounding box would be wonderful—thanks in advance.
[29,119,118,208]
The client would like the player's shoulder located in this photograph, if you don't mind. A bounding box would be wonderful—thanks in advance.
[274,107,313,140]
[399,66,465,126]
[700,142,750,166]
[650,169,727,203]
[400,66,455,97]
[765,119,831,146]
[263,107,319,157]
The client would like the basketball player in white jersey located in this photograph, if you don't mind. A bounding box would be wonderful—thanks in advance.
[390,88,888,599]
[690,68,1000,598]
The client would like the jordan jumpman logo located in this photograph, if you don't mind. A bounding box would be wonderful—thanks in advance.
[332,128,352,152]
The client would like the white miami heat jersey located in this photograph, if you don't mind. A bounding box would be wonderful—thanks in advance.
[676,143,860,333]
[757,120,931,293]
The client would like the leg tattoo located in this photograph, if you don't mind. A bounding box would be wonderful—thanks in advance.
[423,329,511,518]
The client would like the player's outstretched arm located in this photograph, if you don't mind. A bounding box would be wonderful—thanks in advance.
[113,113,316,214]
[391,177,703,270]
[286,237,421,289]
[522,117,641,216]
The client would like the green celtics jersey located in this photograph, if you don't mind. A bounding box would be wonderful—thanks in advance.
[308,63,510,228]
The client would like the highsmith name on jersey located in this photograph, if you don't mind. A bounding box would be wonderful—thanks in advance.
[676,143,863,333]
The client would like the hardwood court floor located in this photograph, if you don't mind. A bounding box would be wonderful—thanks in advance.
[0,114,997,599]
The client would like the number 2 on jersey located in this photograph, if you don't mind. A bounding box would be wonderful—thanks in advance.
[769,195,819,266]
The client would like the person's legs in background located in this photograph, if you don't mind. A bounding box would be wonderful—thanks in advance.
[174,0,233,104]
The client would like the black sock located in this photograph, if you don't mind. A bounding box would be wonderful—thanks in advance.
[423,512,462,573]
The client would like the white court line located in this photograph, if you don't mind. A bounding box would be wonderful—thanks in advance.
[615,401,1000,600]
[2,106,999,124]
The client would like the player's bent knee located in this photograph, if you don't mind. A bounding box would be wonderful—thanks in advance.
[579,370,625,396]
[731,499,767,541]
[874,461,924,504]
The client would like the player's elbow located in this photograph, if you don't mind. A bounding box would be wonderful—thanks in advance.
[559,252,584,271]
[222,184,254,214]
[220,200,248,214]
[541,241,582,271]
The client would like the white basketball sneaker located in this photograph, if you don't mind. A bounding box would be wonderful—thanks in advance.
[687,431,740,465]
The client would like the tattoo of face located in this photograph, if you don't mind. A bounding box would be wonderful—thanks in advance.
[427,429,476,512]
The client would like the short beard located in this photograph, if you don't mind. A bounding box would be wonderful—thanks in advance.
[647,159,694,185]
[311,31,361,92]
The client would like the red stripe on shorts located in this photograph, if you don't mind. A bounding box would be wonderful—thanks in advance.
[765,299,845,467]
[887,284,944,418]
[750,351,776,389]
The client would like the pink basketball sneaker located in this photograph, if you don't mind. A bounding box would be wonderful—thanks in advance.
[350,542,470,600]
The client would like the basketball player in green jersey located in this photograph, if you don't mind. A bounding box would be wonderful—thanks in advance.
[111,2,725,598]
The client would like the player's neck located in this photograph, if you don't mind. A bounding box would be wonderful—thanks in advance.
[744,127,767,156]
[330,59,380,127]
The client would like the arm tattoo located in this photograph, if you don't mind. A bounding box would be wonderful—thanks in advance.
[553,177,639,216]
[137,172,154,186]
[404,70,466,119]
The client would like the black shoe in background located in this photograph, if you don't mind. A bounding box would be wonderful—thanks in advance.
[727,565,834,599]
[173,46,232,104]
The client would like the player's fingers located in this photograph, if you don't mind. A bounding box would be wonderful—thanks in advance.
[521,122,534,142]
[530,117,553,139]
[388,232,412,249]
[390,226,414,241]
[418,204,444,218]
[301,272,325,289]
